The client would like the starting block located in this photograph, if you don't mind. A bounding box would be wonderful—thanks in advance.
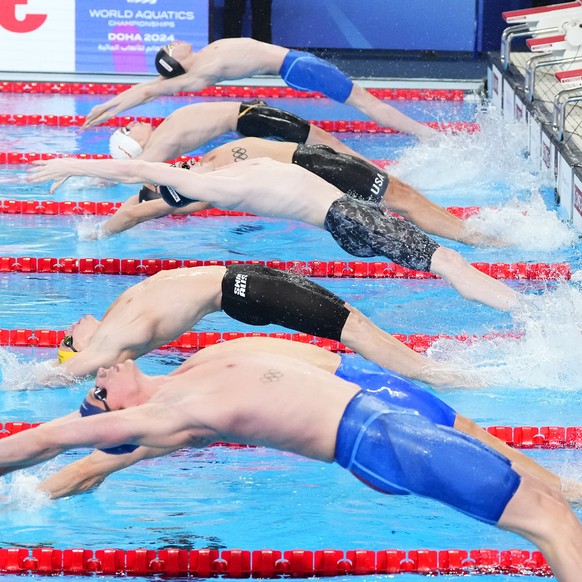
[501,1,582,68]
[503,1,582,28]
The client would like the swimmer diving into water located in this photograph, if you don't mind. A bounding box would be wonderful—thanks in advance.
[45,264,476,391]
[0,342,581,582]
[104,102,495,246]
[38,337,582,503]
[29,156,525,312]
[83,38,435,139]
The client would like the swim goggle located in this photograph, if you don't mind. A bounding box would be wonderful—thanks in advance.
[57,335,78,364]
[79,386,138,455]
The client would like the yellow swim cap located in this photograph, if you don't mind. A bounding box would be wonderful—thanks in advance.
[57,348,77,364]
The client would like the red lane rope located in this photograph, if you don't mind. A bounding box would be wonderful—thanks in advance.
[3,328,520,352]
[2,420,580,450]
[0,113,479,134]
[0,81,467,101]
[0,256,571,281]
[0,546,552,577]
[0,199,476,218]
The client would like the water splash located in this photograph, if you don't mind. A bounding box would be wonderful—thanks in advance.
[2,472,52,511]
[56,176,110,193]
[427,283,582,391]
[394,105,551,192]
[0,348,77,390]
[465,191,579,250]
[75,216,107,240]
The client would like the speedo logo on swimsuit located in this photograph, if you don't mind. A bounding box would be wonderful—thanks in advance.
[370,173,386,197]
[233,273,248,297]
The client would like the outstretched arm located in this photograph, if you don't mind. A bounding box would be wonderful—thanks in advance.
[28,158,217,203]
[82,77,188,129]
[38,445,178,499]
[0,406,181,476]
[27,158,172,193]
[99,195,212,237]
[0,419,84,475]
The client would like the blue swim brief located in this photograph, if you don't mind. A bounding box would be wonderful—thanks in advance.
[334,391,521,524]
[279,50,354,103]
[334,354,456,427]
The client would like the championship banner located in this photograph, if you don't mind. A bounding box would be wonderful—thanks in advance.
[0,0,209,75]
[76,0,209,74]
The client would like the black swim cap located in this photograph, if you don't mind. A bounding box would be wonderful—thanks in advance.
[159,184,195,208]
[155,47,186,78]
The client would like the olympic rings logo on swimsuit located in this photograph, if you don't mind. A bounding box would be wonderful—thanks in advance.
[231,147,248,162]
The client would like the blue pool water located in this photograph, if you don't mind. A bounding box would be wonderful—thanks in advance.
[1,89,582,582]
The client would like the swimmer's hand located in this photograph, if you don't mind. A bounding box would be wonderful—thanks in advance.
[82,102,114,129]
[26,159,75,193]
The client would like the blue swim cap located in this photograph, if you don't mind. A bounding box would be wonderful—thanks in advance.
[79,397,139,455]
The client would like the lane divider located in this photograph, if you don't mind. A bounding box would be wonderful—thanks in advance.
[0,113,479,134]
[0,546,552,577]
[0,199,477,218]
[1,328,521,352]
[0,81,467,101]
[0,256,571,280]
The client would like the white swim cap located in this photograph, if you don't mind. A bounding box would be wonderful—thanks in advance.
[109,128,143,159]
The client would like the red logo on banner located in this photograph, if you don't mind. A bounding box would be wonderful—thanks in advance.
[0,0,47,33]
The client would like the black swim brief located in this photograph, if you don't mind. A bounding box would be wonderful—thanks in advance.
[236,100,311,144]
[292,144,388,203]
[221,264,350,341]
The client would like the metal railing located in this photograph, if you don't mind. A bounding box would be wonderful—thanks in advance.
[553,86,582,140]
[525,53,582,101]
[501,24,560,70]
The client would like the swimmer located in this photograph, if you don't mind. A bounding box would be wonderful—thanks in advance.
[104,130,497,247]
[82,38,434,139]
[0,347,581,582]
[45,264,477,391]
[38,337,582,502]
[108,100,365,161]
[29,156,523,312]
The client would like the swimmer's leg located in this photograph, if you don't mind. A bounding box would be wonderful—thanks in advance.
[384,177,468,241]
[384,177,512,247]
[429,247,520,311]
[339,304,482,390]
[455,415,582,503]
[497,474,582,582]
[323,196,520,311]
[345,84,435,140]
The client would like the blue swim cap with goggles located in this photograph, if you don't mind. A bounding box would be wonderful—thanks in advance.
[79,387,139,455]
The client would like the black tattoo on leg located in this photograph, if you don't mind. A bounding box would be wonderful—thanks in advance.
[260,369,283,383]
[232,147,248,162]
